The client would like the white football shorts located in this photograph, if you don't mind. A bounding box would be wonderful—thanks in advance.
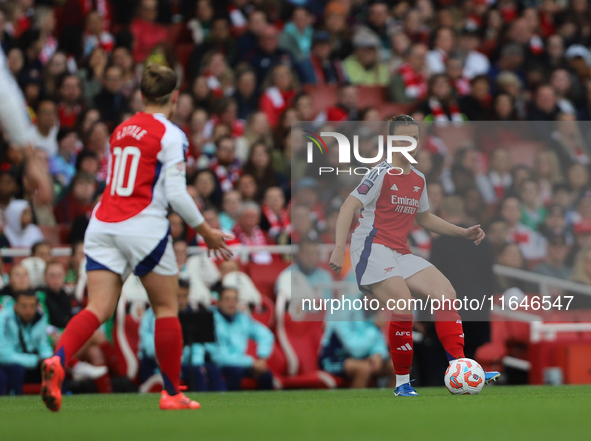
[84,230,178,277]
[350,243,432,293]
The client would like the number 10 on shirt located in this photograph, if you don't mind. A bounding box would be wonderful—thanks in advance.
[110,146,141,197]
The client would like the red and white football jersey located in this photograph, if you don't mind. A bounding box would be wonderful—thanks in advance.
[87,112,188,238]
[350,162,429,255]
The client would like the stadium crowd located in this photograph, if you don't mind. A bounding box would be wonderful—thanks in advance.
[1,0,591,394]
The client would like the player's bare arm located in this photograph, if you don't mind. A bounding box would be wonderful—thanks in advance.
[165,161,234,261]
[415,211,485,245]
[329,195,363,273]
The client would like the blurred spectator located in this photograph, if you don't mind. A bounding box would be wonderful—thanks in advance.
[495,243,530,293]
[207,287,274,391]
[260,187,290,243]
[324,83,360,121]
[189,16,238,78]
[533,149,563,205]
[50,128,79,189]
[83,121,110,182]
[246,25,292,90]
[54,172,96,224]
[233,68,259,121]
[279,7,314,60]
[186,0,215,45]
[551,114,591,166]
[500,196,546,261]
[0,290,52,395]
[519,178,547,231]
[343,27,388,86]
[209,135,242,193]
[486,216,510,257]
[83,10,114,58]
[217,259,263,307]
[567,163,590,199]
[21,241,52,289]
[297,31,346,85]
[285,237,332,301]
[243,142,286,197]
[57,74,83,129]
[527,84,561,121]
[430,195,495,358]
[1,200,44,248]
[138,279,223,391]
[259,64,298,127]
[78,48,108,105]
[426,26,455,75]
[36,261,75,330]
[487,148,513,202]
[419,73,467,123]
[235,111,272,162]
[533,233,572,280]
[389,43,428,104]
[219,190,242,232]
[94,65,129,127]
[459,75,491,121]
[130,0,168,63]
[319,296,393,388]
[111,47,138,99]
[192,169,221,208]
[237,173,259,202]
[232,202,271,263]
[0,264,31,306]
[459,27,490,80]
[32,100,59,156]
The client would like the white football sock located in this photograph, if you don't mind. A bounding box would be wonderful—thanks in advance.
[396,374,410,388]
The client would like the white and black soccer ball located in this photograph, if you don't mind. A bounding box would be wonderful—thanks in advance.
[444,358,485,395]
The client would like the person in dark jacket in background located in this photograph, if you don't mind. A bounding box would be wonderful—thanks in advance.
[416,196,495,385]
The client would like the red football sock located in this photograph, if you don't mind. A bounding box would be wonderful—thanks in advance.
[389,314,414,376]
[56,309,101,368]
[155,317,183,395]
[435,307,465,362]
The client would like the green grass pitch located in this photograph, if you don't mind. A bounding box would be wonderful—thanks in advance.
[1,386,588,441]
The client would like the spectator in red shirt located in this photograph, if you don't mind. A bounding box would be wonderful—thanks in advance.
[260,186,290,243]
[209,136,242,193]
[57,74,83,128]
[233,202,272,263]
[54,172,96,224]
[130,0,168,63]
[324,83,360,121]
[259,64,298,127]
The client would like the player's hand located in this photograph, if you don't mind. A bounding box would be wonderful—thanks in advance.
[464,224,485,246]
[329,247,345,273]
[203,228,234,261]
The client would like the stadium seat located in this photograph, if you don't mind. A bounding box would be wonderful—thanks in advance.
[302,84,339,116]
[246,260,290,299]
[272,285,344,389]
[250,295,275,328]
[357,86,388,108]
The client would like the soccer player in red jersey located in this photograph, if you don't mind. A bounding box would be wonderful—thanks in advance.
[329,115,500,396]
[40,64,233,411]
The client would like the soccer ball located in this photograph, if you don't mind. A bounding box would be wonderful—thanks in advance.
[444,358,485,395]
